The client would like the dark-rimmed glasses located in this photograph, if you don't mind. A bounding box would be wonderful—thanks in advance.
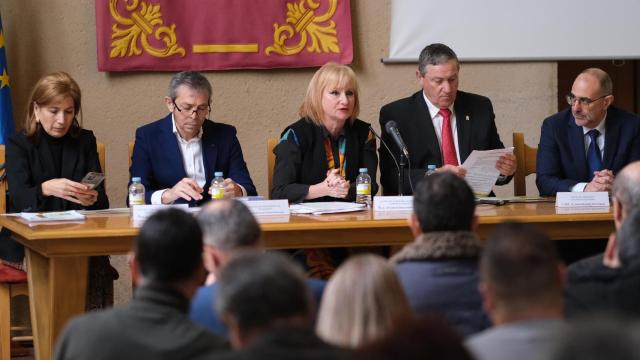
[566,94,610,107]
[172,99,211,117]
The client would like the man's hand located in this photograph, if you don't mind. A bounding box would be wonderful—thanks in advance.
[584,169,614,192]
[496,153,517,176]
[437,164,467,178]
[41,178,99,206]
[161,178,203,204]
[222,178,243,198]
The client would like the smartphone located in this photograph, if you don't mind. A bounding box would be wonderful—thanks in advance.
[81,172,105,189]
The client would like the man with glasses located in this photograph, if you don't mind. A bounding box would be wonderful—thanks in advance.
[536,68,640,196]
[130,71,256,205]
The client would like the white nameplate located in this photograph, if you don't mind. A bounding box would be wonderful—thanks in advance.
[239,199,290,216]
[373,196,414,212]
[132,204,189,222]
[555,192,609,208]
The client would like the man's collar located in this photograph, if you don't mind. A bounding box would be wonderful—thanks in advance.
[422,91,453,119]
[171,113,203,141]
[582,112,607,135]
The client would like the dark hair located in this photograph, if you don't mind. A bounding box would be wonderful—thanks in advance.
[617,209,640,265]
[481,222,561,308]
[215,252,312,335]
[136,208,203,283]
[418,43,459,76]
[168,71,212,102]
[413,172,475,232]
[197,200,261,250]
[353,314,473,360]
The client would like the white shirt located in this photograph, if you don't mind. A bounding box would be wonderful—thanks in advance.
[571,116,607,192]
[423,92,461,164]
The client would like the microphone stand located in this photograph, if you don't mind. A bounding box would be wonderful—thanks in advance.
[398,153,407,196]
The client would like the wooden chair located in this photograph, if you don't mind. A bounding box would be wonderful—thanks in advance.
[0,145,30,360]
[97,142,106,175]
[267,138,278,199]
[128,141,135,169]
[513,132,538,196]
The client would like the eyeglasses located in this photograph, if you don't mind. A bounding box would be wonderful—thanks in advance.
[172,100,211,117]
[566,94,610,107]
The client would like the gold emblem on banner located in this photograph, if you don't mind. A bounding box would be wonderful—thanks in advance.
[266,0,340,56]
[109,0,185,59]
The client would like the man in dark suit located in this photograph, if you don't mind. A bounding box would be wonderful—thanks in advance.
[536,68,640,196]
[130,71,256,205]
[379,43,516,195]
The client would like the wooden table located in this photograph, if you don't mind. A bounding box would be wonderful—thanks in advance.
[0,202,614,360]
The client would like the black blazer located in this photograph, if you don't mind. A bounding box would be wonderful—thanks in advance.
[379,90,508,195]
[6,129,109,212]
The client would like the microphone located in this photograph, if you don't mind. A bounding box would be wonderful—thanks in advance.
[384,121,409,158]
[369,125,400,173]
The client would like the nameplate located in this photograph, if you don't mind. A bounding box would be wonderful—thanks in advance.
[555,192,609,208]
[132,204,190,223]
[373,196,413,212]
[238,199,290,216]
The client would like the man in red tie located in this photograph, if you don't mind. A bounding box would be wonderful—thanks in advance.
[379,43,517,195]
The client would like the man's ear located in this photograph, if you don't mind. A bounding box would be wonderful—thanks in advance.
[223,313,246,349]
[128,251,142,286]
[479,281,494,314]
[408,212,422,237]
[613,197,624,231]
[470,215,479,233]
[603,232,621,268]
[164,96,174,112]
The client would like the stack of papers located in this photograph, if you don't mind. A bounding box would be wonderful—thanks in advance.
[290,202,366,215]
[19,210,86,222]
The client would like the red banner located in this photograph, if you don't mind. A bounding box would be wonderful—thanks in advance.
[95,0,353,71]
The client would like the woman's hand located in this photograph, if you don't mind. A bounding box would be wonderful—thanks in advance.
[41,178,99,206]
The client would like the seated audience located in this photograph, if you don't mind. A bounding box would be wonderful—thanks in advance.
[212,252,348,360]
[536,68,640,196]
[189,200,326,336]
[390,172,490,337]
[316,254,411,348]
[565,161,640,317]
[353,315,474,360]
[54,209,227,360]
[465,222,566,360]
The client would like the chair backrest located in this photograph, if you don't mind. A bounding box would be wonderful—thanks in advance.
[0,145,6,213]
[513,132,538,196]
[267,138,278,198]
[128,141,135,169]
[97,142,106,175]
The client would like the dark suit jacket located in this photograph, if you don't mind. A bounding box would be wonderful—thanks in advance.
[130,114,256,205]
[536,106,640,196]
[379,90,507,195]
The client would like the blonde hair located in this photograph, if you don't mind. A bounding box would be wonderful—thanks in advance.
[25,71,82,139]
[298,62,360,126]
[316,254,411,348]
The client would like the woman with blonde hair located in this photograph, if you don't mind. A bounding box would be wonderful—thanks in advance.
[271,62,378,203]
[316,254,411,348]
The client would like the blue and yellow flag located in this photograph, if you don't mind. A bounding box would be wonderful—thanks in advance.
[0,14,14,145]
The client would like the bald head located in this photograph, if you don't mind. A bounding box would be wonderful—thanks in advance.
[613,161,640,218]
[197,200,261,251]
[578,68,612,96]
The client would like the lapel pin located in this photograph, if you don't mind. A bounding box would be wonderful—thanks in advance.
[465,115,470,121]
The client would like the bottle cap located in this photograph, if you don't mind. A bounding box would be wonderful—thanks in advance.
[214,172,224,177]
[132,177,141,182]
[359,168,368,173]
[427,164,436,170]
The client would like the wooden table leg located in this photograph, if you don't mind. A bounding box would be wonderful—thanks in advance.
[26,250,88,360]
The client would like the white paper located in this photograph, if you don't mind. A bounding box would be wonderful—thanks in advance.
[555,192,610,208]
[19,210,86,222]
[373,196,413,212]
[239,199,290,216]
[289,202,366,215]
[131,204,190,222]
[462,148,514,196]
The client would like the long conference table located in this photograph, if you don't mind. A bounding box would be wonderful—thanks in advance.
[0,202,614,360]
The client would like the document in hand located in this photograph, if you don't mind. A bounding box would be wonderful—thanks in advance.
[461,147,514,196]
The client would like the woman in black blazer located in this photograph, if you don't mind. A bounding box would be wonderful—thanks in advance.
[2,72,115,309]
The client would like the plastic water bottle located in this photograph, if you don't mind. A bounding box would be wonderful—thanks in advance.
[209,172,225,200]
[128,177,145,206]
[356,168,372,207]
[425,164,437,177]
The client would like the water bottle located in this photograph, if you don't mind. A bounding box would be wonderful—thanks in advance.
[355,168,372,207]
[128,177,145,206]
[425,164,437,177]
[209,172,225,200]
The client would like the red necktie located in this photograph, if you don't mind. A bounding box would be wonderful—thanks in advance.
[439,108,458,166]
